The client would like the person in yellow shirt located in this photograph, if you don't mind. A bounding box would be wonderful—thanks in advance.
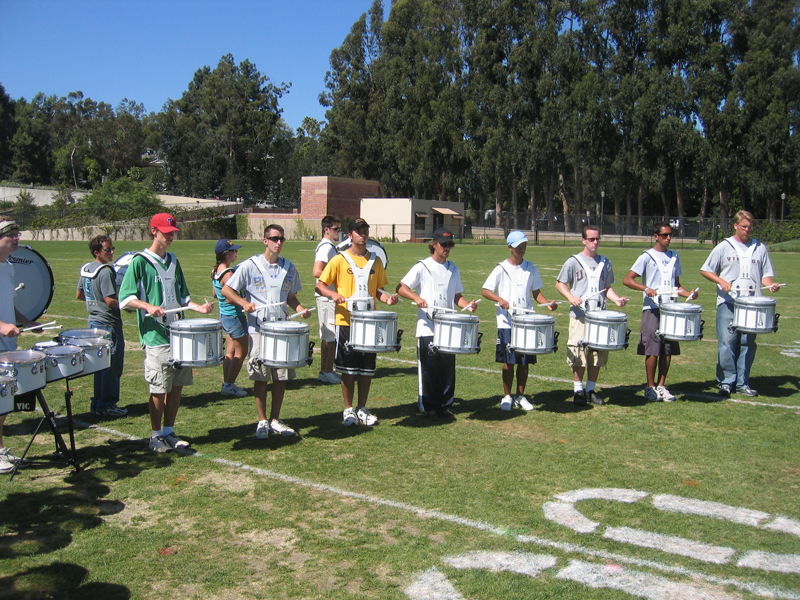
[316,218,398,427]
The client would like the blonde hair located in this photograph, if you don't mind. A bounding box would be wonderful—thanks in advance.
[734,210,755,225]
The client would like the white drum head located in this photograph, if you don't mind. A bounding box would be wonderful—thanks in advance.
[336,238,389,268]
[8,246,54,322]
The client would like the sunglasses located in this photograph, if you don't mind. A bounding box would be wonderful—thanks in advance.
[585,237,600,242]
[266,236,286,243]
[440,242,455,248]
[657,233,673,238]
[103,246,116,253]
[1,232,21,239]
[330,226,342,232]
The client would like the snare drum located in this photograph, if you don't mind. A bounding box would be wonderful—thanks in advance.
[60,328,112,344]
[67,338,112,375]
[509,314,558,355]
[657,303,704,341]
[41,345,85,382]
[583,310,629,351]
[349,311,401,352]
[0,375,18,416]
[32,341,61,352]
[432,313,481,354]
[732,296,779,334]
[0,350,47,394]
[169,319,224,368]
[258,321,312,368]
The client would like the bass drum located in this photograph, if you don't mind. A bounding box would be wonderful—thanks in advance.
[336,238,389,269]
[8,246,55,322]
[113,250,140,286]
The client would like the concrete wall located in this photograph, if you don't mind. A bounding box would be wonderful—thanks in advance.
[0,186,87,205]
[360,198,465,242]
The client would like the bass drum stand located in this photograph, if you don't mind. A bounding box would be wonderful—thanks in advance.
[10,384,81,481]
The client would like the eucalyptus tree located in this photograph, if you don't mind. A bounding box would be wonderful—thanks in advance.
[0,85,15,180]
[10,93,54,185]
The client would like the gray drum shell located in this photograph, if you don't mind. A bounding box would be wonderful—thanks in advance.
[0,350,47,394]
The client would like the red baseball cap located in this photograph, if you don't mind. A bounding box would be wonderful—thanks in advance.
[150,213,180,233]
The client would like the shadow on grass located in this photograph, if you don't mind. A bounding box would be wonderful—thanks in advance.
[0,562,130,599]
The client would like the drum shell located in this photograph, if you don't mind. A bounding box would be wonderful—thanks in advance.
[510,314,557,355]
[584,310,629,351]
[67,338,112,375]
[42,345,85,382]
[433,313,481,354]
[733,296,778,334]
[349,311,399,352]
[658,303,703,341]
[258,321,310,368]
[0,350,47,394]
[169,319,224,368]
[0,375,17,416]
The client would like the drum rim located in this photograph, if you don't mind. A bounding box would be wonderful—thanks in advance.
[44,346,84,356]
[259,321,309,332]
[0,350,47,363]
[67,337,113,347]
[350,310,398,319]
[434,313,480,322]
[585,310,628,320]
[169,319,223,331]
[511,313,556,323]
[9,245,55,322]
[659,303,703,312]
[734,296,776,305]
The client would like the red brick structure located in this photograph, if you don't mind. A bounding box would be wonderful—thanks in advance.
[300,176,381,221]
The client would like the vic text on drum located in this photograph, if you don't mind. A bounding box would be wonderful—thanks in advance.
[700,210,780,397]
[482,230,557,413]
[398,227,478,421]
[316,218,398,427]
[76,235,128,417]
[118,213,214,453]
[623,222,699,403]
[212,238,248,399]
[556,226,628,406]
[0,219,40,473]
[313,215,343,385]
[222,224,311,440]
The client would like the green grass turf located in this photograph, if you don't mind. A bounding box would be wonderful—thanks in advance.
[0,239,798,599]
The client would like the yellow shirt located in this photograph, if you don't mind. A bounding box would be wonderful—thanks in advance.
[318,249,389,326]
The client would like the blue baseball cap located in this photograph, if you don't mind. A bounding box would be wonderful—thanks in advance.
[215,239,242,254]
[507,230,528,248]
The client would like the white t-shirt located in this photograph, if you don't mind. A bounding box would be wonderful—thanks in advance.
[400,257,464,337]
[314,239,338,295]
[482,259,544,328]
[0,262,18,352]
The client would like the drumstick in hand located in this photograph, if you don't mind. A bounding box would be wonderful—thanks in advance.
[685,287,700,301]
[14,283,25,291]
[461,298,481,312]
[20,320,56,332]
[761,283,786,290]
[288,308,316,320]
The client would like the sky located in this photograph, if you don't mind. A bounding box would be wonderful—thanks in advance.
[0,0,382,132]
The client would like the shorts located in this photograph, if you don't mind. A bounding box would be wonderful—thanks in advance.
[316,296,336,343]
[637,308,680,357]
[247,332,294,382]
[221,313,248,339]
[566,317,608,368]
[495,328,536,365]
[144,345,193,394]
[334,325,376,377]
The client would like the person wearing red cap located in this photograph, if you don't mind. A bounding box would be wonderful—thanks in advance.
[119,213,214,453]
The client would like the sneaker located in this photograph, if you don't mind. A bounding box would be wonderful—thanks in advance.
[221,382,247,398]
[587,391,605,406]
[0,458,14,474]
[98,405,128,418]
[644,386,661,402]
[0,447,30,468]
[718,383,732,397]
[255,420,269,439]
[343,407,358,426]
[514,395,535,411]
[318,371,341,384]
[356,406,378,426]
[736,385,759,397]
[436,407,456,421]
[500,395,513,411]
[163,432,190,449]
[573,390,587,406]
[149,435,172,453]
[269,419,296,436]
[656,386,676,402]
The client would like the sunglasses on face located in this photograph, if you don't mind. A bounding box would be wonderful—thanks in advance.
[2,232,21,239]
[330,226,342,232]
[440,242,455,248]
[657,233,673,238]
[585,237,600,242]
[266,236,286,243]
[102,246,116,253]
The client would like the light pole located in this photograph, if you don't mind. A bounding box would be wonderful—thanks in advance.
[279,177,284,207]
[600,190,605,234]
[781,192,786,220]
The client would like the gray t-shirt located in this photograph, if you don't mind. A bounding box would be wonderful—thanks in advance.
[557,254,615,319]
[629,249,683,311]
[77,262,123,328]
[700,237,774,306]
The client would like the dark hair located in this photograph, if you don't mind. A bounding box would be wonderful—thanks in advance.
[264,224,284,238]
[428,240,437,254]
[581,225,599,239]
[211,252,228,279]
[89,235,111,257]
[653,221,671,236]
[321,215,341,232]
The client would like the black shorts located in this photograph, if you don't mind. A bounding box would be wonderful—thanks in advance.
[495,328,536,365]
[334,325,377,377]
[637,308,681,357]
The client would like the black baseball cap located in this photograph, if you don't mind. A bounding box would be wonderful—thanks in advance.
[348,218,370,233]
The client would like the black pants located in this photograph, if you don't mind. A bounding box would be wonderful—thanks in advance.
[417,336,456,412]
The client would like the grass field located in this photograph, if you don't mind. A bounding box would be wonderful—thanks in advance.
[1,238,799,600]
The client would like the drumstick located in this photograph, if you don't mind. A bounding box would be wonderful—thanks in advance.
[20,320,56,332]
[288,308,316,320]
[378,288,401,301]
[461,298,481,312]
[538,301,562,307]
[761,283,786,290]
[145,303,211,318]
[685,287,700,301]
[252,301,286,311]
[14,283,25,291]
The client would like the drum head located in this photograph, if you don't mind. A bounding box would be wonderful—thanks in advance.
[336,238,389,268]
[8,246,54,322]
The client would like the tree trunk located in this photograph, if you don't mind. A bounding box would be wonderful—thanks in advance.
[719,185,729,228]
[528,181,536,232]
[699,185,708,223]
[637,183,645,235]
[558,164,572,233]
[769,195,778,221]
[573,164,583,231]
[546,174,555,230]
[614,191,621,235]
[625,186,633,235]
[511,164,519,228]
[660,187,669,220]
[674,163,685,220]
[495,180,502,229]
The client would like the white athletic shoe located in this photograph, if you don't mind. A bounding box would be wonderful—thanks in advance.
[255,420,270,439]
[656,386,676,402]
[514,395,535,411]
[269,419,296,436]
[343,407,358,426]
[500,395,513,411]
[356,407,378,426]
[318,371,341,384]
[221,382,247,398]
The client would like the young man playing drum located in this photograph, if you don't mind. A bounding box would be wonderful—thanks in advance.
[221,224,311,440]
[398,227,478,420]
[76,235,127,417]
[313,215,343,385]
[623,222,698,402]
[482,230,557,412]
[700,211,780,397]
[118,213,214,453]
[316,218,398,427]
[0,220,41,473]
[556,226,628,406]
